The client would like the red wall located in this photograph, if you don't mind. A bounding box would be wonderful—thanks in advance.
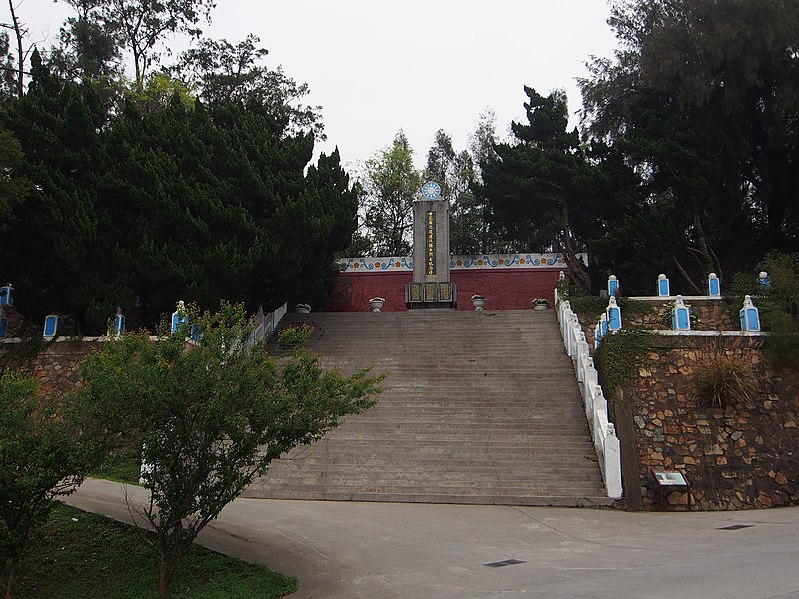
[322,269,562,312]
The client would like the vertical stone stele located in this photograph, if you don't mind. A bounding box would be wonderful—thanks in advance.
[406,181,456,308]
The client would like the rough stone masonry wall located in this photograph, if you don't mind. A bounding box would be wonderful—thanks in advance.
[624,341,799,510]
[0,340,101,397]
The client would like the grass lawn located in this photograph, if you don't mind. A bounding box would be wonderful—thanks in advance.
[3,503,297,599]
[90,448,142,484]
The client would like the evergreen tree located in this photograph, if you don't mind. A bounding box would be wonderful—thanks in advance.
[481,87,600,290]
[0,50,112,329]
[176,35,324,140]
[422,129,481,254]
[0,128,31,229]
[580,0,799,264]
[48,0,123,109]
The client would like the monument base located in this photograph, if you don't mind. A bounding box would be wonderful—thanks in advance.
[407,302,456,310]
[405,282,457,308]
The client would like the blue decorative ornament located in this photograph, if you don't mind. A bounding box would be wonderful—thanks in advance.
[421,181,442,200]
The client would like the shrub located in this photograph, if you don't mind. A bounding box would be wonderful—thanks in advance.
[277,323,314,347]
[690,339,760,408]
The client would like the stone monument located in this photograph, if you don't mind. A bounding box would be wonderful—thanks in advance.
[405,181,457,307]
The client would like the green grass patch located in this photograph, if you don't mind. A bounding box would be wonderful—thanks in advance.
[90,448,142,484]
[4,504,296,599]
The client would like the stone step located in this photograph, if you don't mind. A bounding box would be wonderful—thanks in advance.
[248,310,607,506]
[247,483,607,497]
[241,489,612,507]
[268,460,599,471]
[278,436,594,454]
[261,478,606,491]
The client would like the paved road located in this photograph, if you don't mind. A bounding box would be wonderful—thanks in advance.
[67,479,799,599]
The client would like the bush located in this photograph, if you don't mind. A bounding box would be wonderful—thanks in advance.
[690,339,760,408]
[277,323,314,347]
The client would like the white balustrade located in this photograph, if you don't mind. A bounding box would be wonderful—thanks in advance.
[555,292,623,500]
[249,303,288,347]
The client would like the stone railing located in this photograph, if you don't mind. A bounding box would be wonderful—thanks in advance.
[555,296,623,499]
[249,303,287,346]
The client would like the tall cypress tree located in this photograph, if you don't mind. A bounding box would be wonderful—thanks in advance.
[0,50,112,329]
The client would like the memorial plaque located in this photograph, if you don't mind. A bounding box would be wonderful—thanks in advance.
[408,282,423,303]
[439,282,452,302]
[424,282,438,302]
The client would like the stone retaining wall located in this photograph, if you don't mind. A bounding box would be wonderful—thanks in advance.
[623,299,737,331]
[622,340,799,510]
[0,340,100,398]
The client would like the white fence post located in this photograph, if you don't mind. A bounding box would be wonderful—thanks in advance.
[604,424,623,498]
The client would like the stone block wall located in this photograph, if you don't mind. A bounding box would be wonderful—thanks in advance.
[0,340,100,398]
[622,340,799,510]
[623,299,737,331]
[574,298,737,337]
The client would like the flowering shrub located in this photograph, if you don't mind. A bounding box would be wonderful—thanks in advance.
[277,323,314,346]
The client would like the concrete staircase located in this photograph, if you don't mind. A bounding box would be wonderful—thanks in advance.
[243,310,610,506]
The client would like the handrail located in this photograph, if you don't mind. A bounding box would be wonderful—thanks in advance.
[556,298,623,499]
[249,303,288,347]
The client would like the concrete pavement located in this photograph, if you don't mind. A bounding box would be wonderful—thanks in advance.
[67,479,799,599]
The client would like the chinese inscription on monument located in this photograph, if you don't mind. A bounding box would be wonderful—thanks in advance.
[426,211,436,276]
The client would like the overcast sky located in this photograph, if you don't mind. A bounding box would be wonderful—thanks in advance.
[9,0,619,170]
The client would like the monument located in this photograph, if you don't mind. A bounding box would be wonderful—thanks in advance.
[405,181,457,308]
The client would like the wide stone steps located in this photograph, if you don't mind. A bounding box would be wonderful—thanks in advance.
[245,310,608,506]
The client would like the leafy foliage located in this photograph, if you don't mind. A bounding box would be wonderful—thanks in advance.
[0,371,101,599]
[176,35,324,140]
[480,87,632,291]
[423,129,479,254]
[276,323,314,347]
[0,129,31,228]
[594,329,655,402]
[580,0,799,284]
[360,131,421,256]
[48,0,124,109]
[0,54,357,330]
[78,303,382,598]
[102,0,216,89]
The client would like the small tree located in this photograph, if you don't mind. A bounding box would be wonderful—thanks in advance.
[79,303,382,599]
[361,131,421,256]
[0,371,100,599]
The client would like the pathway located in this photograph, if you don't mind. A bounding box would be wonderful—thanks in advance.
[67,479,799,599]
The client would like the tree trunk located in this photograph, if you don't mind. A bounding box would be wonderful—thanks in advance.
[159,550,181,599]
[560,212,592,292]
[8,0,24,98]
[4,561,18,599]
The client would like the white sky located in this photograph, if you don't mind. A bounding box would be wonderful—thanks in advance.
[9,0,619,171]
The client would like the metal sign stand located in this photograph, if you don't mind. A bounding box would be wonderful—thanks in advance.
[651,469,693,511]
